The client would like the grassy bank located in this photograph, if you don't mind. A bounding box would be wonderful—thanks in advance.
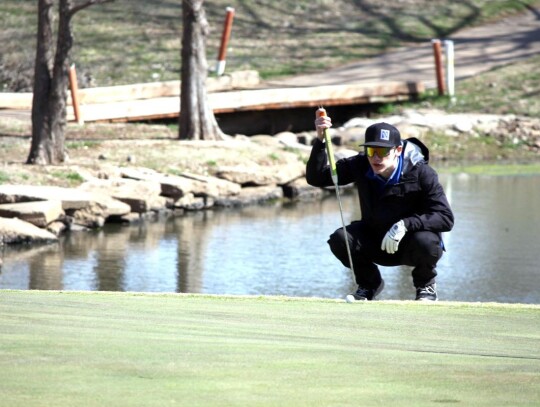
[1,0,540,90]
[1,52,539,181]
[0,0,539,184]
[1,290,539,406]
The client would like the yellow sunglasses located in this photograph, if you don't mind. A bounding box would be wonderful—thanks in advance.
[365,146,394,158]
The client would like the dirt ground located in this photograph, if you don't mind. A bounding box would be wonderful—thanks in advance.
[0,118,309,188]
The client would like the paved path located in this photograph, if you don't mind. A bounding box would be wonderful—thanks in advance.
[267,7,540,89]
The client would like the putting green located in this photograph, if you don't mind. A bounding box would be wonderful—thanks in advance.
[0,290,538,406]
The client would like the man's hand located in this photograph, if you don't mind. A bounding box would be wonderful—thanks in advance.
[314,110,332,141]
[381,220,407,254]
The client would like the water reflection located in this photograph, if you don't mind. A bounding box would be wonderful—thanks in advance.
[1,173,539,304]
[436,173,540,304]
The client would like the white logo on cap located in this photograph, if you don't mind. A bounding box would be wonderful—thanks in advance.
[380,129,390,140]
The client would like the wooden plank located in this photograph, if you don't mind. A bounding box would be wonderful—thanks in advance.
[4,80,424,123]
[77,81,181,104]
[66,81,423,122]
[74,73,255,104]
[68,96,181,122]
[0,70,260,109]
[209,82,424,113]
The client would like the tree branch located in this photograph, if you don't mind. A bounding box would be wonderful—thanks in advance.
[69,0,114,18]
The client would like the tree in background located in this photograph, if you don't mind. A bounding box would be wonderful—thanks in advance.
[179,0,226,140]
[28,0,113,165]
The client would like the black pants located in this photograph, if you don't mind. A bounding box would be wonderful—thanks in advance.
[328,220,443,289]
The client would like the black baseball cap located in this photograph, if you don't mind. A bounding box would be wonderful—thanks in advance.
[359,122,401,147]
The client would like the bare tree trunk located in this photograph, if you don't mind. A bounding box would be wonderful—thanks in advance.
[179,0,226,140]
[48,0,73,162]
[29,0,55,164]
[28,0,114,165]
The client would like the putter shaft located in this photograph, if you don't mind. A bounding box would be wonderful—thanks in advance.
[317,107,355,275]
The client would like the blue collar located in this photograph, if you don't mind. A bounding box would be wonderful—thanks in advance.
[366,153,403,187]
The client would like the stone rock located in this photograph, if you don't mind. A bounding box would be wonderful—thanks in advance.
[177,172,241,197]
[121,167,240,199]
[215,165,264,185]
[453,121,474,133]
[69,201,107,229]
[78,178,163,213]
[0,184,130,220]
[0,200,64,228]
[279,138,313,152]
[119,213,143,224]
[282,178,327,200]
[275,131,314,150]
[47,220,68,236]
[174,193,206,211]
[0,185,94,211]
[333,108,540,156]
[342,117,376,129]
[274,131,298,145]
[275,163,305,185]
[121,167,194,198]
[216,163,304,186]
[296,131,316,146]
[92,193,132,217]
[337,127,365,144]
[214,185,283,207]
[0,217,58,244]
[69,223,90,232]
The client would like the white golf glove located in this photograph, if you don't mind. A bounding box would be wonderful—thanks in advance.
[381,220,407,254]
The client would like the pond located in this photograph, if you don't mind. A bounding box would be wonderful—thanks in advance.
[1,173,539,304]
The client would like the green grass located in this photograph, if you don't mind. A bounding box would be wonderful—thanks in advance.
[0,1,539,173]
[1,290,539,406]
[0,170,10,183]
[2,0,540,90]
[66,140,102,149]
[49,170,85,185]
[401,55,540,116]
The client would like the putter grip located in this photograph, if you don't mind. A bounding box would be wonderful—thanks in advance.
[317,108,337,178]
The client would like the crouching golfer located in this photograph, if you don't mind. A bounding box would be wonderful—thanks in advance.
[306,111,454,301]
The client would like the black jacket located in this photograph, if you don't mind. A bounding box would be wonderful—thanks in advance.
[306,138,454,235]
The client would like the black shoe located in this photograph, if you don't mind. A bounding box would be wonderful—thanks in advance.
[346,279,385,302]
[415,283,438,301]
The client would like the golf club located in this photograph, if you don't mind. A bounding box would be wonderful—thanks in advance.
[317,107,355,279]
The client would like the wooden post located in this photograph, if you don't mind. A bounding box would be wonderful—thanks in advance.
[216,7,235,76]
[431,39,445,96]
[444,40,455,103]
[68,64,84,125]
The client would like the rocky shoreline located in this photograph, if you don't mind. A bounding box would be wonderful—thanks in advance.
[0,108,539,246]
[0,161,327,246]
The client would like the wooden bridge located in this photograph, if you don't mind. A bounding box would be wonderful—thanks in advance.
[0,70,424,124]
